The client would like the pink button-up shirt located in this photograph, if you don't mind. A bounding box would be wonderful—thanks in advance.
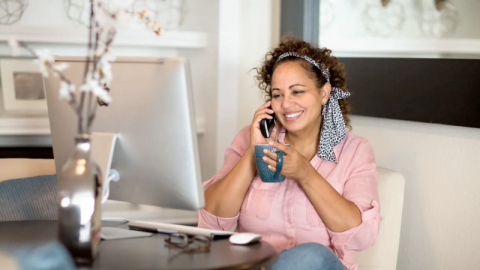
[198,126,382,270]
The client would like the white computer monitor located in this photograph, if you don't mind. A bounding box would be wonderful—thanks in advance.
[44,57,204,211]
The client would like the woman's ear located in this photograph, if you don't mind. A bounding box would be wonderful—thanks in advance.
[321,82,332,105]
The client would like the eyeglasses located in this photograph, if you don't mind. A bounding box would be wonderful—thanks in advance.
[164,233,212,254]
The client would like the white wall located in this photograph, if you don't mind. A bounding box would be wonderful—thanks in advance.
[234,0,281,130]
[236,0,275,131]
[178,0,220,180]
[215,0,241,170]
[350,115,480,270]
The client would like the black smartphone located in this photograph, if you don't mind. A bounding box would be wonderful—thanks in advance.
[260,106,276,138]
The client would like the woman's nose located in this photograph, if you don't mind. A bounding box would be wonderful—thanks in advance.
[281,95,294,109]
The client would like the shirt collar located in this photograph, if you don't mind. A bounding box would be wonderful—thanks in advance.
[274,125,341,163]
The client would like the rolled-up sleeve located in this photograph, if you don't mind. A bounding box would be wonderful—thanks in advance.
[327,139,382,257]
[197,126,250,231]
[197,177,240,231]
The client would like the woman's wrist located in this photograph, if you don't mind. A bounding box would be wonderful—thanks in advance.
[298,165,321,186]
[246,145,256,166]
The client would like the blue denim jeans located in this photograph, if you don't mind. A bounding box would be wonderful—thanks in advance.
[270,243,345,270]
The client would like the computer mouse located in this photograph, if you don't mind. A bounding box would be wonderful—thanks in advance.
[229,233,262,245]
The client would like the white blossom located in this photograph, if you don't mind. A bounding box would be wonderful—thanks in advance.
[53,63,69,72]
[146,20,155,29]
[93,70,100,80]
[150,22,162,34]
[80,83,92,92]
[140,8,155,20]
[111,5,133,27]
[8,36,20,56]
[35,49,55,63]
[34,49,55,77]
[95,44,106,57]
[80,78,96,92]
[103,50,116,62]
[98,58,113,86]
[95,6,116,30]
[80,78,111,104]
[59,81,75,101]
[93,85,112,104]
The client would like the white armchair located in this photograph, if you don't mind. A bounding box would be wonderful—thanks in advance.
[356,168,406,270]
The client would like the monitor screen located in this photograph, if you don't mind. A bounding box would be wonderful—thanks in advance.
[45,57,204,211]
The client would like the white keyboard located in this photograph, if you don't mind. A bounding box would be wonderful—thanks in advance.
[128,220,235,239]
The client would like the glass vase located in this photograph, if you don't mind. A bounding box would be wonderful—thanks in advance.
[57,133,102,264]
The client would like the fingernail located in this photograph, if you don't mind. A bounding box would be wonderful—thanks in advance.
[269,141,274,146]
[263,149,267,153]
[262,156,267,161]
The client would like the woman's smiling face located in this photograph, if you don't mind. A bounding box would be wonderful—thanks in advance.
[271,61,329,135]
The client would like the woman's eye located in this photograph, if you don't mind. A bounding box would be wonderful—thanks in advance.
[272,94,282,99]
[293,90,304,95]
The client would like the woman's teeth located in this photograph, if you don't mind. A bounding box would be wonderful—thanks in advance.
[284,111,303,120]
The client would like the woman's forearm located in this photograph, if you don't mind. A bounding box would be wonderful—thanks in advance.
[300,168,362,232]
[204,146,256,217]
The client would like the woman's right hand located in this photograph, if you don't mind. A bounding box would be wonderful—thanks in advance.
[250,101,279,147]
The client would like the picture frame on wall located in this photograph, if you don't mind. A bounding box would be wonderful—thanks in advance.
[0,58,47,115]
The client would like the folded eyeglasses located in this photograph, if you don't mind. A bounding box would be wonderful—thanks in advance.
[164,232,212,254]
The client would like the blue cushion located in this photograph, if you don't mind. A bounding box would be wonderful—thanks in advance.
[0,175,58,221]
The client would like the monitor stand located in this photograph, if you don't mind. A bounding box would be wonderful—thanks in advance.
[91,132,152,240]
[91,132,117,200]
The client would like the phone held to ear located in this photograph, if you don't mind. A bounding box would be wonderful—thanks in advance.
[260,106,276,138]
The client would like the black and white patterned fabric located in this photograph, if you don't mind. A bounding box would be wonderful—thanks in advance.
[276,52,351,163]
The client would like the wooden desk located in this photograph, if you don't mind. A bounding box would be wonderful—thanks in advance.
[0,221,277,270]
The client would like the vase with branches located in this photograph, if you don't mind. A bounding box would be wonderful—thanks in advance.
[8,0,161,263]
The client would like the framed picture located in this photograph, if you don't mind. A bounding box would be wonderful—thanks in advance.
[0,58,47,114]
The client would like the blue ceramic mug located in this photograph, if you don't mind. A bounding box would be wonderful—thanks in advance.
[254,144,288,182]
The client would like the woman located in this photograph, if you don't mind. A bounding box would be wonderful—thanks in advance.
[199,37,381,270]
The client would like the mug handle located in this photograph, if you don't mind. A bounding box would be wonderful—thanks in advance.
[274,153,283,181]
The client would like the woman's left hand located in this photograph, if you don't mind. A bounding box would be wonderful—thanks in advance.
[262,141,315,184]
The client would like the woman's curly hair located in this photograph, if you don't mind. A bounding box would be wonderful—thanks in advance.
[255,36,351,128]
